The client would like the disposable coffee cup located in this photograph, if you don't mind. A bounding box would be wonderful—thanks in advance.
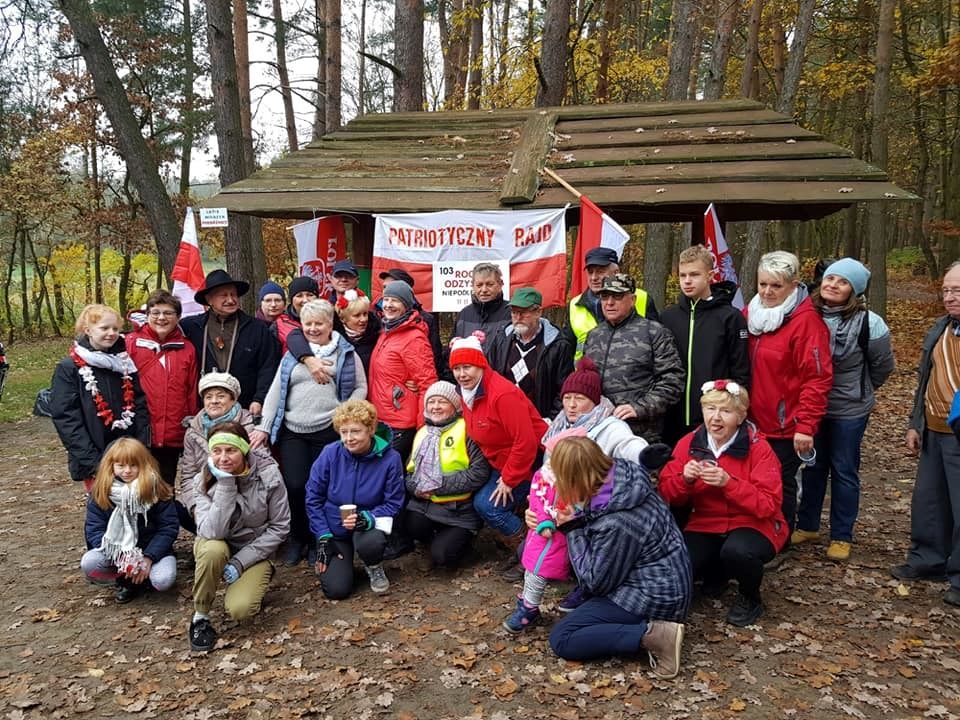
[797,448,817,467]
[339,504,357,522]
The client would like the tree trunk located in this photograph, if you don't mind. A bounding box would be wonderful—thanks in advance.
[596,0,621,102]
[118,241,132,317]
[665,0,696,100]
[325,0,342,131]
[18,227,29,332]
[739,0,762,98]
[740,220,765,300]
[703,0,740,100]
[498,0,511,87]
[393,0,424,111]
[466,0,482,109]
[179,0,194,195]
[535,0,573,106]
[776,0,816,114]
[274,0,299,150]
[313,0,327,137]
[233,0,254,171]
[57,0,181,279]
[358,0,367,115]
[866,0,895,319]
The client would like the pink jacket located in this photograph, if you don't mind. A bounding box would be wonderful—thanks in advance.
[520,468,570,580]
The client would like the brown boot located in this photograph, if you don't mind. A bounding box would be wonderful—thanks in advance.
[641,621,684,679]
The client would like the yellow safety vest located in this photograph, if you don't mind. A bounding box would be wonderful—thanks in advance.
[569,290,650,360]
[406,419,472,503]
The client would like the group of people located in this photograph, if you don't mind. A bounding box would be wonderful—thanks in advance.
[52,245,960,676]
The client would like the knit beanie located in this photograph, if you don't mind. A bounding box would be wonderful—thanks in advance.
[383,280,415,309]
[823,258,870,296]
[288,275,320,298]
[424,380,462,413]
[560,356,603,405]
[448,333,488,369]
[198,372,241,400]
[258,281,285,303]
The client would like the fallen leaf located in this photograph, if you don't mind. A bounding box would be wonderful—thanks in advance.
[31,608,62,623]
[87,668,104,678]
[375,692,393,707]
[264,646,283,658]
[493,678,519,700]
[898,666,916,678]
[227,698,253,711]
[895,584,910,596]
[729,698,747,711]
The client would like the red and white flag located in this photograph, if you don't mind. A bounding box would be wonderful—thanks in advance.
[292,216,348,296]
[569,195,630,298]
[372,208,567,312]
[703,203,744,309]
[170,207,206,317]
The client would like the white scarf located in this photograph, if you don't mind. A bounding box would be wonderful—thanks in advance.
[74,342,138,375]
[747,287,801,335]
[461,373,483,409]
[309,331,341,358]
[99,478,152,572]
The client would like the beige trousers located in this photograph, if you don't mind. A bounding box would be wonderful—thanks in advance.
[193,538,273,621]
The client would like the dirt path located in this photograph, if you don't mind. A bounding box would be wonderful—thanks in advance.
[1,298,959,720]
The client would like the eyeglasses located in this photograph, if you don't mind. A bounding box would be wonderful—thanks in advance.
[148,310,177,318]
[942,288,960,297]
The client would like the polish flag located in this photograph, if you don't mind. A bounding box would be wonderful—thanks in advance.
[703,203,744,309]
[292,216,348,297]
[171,207,206,317]
[569,195,630,298]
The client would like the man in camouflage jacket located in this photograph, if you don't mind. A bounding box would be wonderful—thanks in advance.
[583,274,685,442]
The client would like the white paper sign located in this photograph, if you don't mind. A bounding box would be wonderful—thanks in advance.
[199,207,229,228]
[431,260,511,313]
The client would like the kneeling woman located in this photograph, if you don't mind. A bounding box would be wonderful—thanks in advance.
[401,382,490,568]
[189,423,290,652]
[306,400,404,599]
[548,437,691,679]
[659,381,788,627]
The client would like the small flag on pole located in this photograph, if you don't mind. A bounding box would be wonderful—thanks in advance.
[171,207,206,317]
[703,203,744,309]
[291,216,348,297]
[570,196,630,298]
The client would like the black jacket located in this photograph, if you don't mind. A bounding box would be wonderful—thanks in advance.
[486,319,573,419]
[85,496,179,562]
[50,337,151,481]
[180,310,280,408]
[659,282,751,440]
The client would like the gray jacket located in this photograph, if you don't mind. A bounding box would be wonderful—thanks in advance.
[193,451,290,572]
[821,308,895,419]
[909,316,953,434]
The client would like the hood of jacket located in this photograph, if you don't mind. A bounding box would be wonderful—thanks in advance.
[501,317,560,346]
[588,460,655,514]
[676,281,738,312]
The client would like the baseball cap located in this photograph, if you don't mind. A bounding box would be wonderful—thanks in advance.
[584,247,619,268]
[598,273,636,295]
[509,287,543,308]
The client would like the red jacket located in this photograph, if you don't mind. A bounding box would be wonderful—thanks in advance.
[126,325,198,448]
[659,424,789,551]
[274,311,300,354]
[745,296,833,438]
[462,369,547,488]
[368,311,437,430]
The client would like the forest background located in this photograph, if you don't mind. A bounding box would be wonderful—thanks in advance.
[0,0,957,341]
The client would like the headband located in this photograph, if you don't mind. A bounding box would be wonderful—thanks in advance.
[701,380,742,396]
[208,432,251,455]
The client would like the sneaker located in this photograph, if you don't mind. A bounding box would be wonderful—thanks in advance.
[115,581,142,605]
[502,595,541,633]
[641,621,684,679]
[189,618,217,652]
[890,563,945,582]
[944,588,960,607]
[791,529,820,545]
[726,593,764,627]
[826,540,851,562]
[558,585,589,613]
[365,564,390,594]
[283,540,304,567]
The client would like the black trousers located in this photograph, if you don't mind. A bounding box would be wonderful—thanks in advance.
[150,446,181,488]
[685,528,776,600]
[402,509,475,568]
[767,437,802,533]
[320,530,388,600]
[278,425,339,544]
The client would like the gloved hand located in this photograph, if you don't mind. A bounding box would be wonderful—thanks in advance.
[639,443,672,472]
[222,563,240,584]
[355,510,375,532]
[315,537,331,569]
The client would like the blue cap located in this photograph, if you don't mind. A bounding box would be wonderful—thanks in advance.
[823,258,870,296]
[584,247,619,268]
[332,260,359,276]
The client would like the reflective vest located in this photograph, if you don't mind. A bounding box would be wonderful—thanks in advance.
[406,418,472,503]
[569,290,650,360]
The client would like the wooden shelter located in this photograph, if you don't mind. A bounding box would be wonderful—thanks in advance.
[209,99,916,234]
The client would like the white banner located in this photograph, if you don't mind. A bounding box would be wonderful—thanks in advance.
[432,260,511,313]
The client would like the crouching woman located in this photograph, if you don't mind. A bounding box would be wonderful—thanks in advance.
[188,422,290,652]
[548,437,691,679]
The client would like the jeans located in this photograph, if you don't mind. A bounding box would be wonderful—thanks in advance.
[473,471,529,536]
[402,509,475,568]
[549,597,648,661]
[767,438,802,533]
[684,529,775,600]
[797,416,869,542]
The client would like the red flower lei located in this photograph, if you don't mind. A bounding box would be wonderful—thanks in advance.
[71,348,136,430]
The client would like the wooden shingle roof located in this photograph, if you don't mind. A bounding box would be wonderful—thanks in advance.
[211,99,916,222]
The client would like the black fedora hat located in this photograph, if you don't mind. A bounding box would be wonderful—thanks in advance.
[195,269,250,305]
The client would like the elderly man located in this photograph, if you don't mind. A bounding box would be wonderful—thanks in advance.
[451,262,512,348]
[583,273,683,442]
[326,259,360,304]
[564,247,658,362]
[486,287,572,420]
[180,269,280,416]
[892,261,960,607]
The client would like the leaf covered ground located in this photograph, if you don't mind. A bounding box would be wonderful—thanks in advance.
[1,279,958,720]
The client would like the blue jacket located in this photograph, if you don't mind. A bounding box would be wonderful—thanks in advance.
[84,496,179,563]
[305,434,405,540]
[948,389,960,440]
[563,460,691,621]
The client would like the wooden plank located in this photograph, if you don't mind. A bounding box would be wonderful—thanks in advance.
[297,138,517,155]
[318,125,523,142]
[499,112,557,204]
[549,140,854,167]
[211,189,508,215]
[268,146,514,165]
[555,123,821,149]
[542,158,887,186]
[218,176,502,192]
[250,158,509,177]
[554,108,787,133]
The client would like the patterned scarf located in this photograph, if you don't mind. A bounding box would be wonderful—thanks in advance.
[410,416,458,495]
[73,342,138,375]
[99,478,152,572]
[199,402,241,437]
[542,396,615,445]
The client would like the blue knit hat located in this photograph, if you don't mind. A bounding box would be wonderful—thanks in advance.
[823,258,870,296]
[258,281,285,303]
